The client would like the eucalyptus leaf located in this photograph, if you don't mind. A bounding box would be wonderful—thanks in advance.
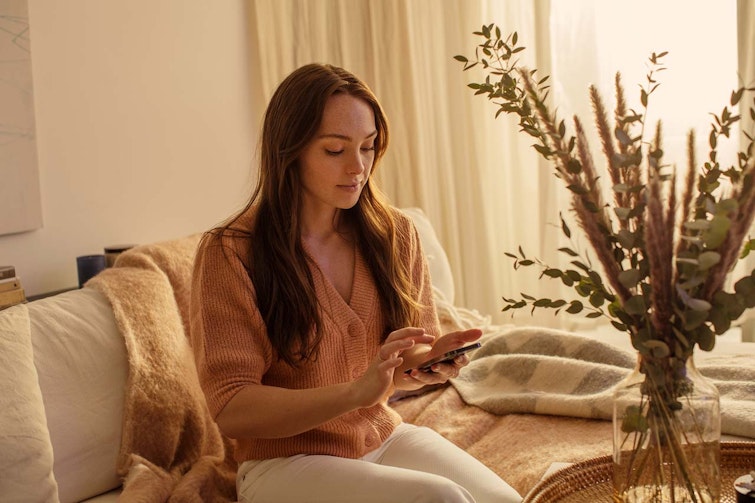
[697,325,715,351]
[682,309,708,330]
[566,301,583,314]
[542,268,562,278]
[614,207,631,220]
[623,295,646,315]
[684,219,710,231]
[734,276,755,307]
[617,230,636,249]
[589,292,605,307]
[618,269,642,289]
[558,247,579,257]
[684,296,712,312]
[621,405,648,433]
[643,340,671,358]
[703,215,731,249]
[696,251,721,271]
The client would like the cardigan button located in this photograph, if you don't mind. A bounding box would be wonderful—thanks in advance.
[348,324,359,337]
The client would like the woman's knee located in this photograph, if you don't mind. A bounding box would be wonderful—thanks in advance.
[411,476,475,503]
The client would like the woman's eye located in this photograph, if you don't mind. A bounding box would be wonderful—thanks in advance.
[361,146,376,152]
[325,149,344,156]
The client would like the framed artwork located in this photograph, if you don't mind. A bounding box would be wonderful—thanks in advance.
[0,0,42,235]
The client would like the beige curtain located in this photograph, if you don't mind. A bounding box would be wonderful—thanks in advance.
[738,0,755,342]
[248,0,562,325]
[246,1,745,334]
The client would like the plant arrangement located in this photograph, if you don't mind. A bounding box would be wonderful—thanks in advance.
[456,24,755,502]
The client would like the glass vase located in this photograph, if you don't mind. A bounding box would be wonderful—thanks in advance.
[612,353,721,503]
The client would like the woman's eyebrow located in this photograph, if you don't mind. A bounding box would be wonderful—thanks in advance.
[317,130,378,141]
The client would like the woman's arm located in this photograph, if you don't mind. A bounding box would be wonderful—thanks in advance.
[216,381,360,439]
[216,327,433,439]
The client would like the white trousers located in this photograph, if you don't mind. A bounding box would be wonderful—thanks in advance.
[236,423,522,503]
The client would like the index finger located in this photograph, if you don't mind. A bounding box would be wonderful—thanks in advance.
[378,334,432,360]
[385,327,434,344]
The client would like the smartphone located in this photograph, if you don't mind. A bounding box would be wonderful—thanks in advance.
[405,342,482,374]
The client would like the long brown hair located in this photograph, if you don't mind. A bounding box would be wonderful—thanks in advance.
[218,63,418,366]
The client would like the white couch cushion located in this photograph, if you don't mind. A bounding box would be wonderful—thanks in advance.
[80,489,121,502]
[28,288,127,503]
[401,207,455,304]
[0,303,60,502]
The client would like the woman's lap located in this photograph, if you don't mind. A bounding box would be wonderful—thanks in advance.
[237,423,522,503]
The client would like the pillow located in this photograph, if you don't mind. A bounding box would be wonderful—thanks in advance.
[401,207,455,304]
[0,303,60,503]
[29,288,128,503]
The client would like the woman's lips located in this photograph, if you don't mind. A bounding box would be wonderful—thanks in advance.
[338,182,361,192]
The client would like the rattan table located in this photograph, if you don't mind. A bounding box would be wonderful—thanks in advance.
[523,441,755,503]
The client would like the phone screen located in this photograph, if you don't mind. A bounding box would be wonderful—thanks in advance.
[406,342,482,374]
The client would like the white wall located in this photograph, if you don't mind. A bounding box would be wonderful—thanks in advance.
[2,0,257,296]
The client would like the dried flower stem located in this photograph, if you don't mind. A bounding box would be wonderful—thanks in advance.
[591,86,626,218]
[520,69,633,304]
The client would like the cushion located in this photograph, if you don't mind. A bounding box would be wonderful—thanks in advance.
[0,303,60,503]
[401,207,455,304]
[28,288,128,503]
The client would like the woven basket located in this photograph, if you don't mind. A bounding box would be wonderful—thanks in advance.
[523,441,755,503]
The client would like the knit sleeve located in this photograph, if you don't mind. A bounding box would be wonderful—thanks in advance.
[189,230,273,419]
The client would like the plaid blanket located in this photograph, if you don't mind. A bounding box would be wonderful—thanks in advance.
[449,325,755,439]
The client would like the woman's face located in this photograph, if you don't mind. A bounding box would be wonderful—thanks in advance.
[298,93,377,217]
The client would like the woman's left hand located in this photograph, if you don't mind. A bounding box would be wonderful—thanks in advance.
[401,328,481,385]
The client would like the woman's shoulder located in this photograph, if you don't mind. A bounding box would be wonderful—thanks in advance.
[198,206,257,261]
[383,206,423,254]
[387,205,415,232]
[389,206,421,236]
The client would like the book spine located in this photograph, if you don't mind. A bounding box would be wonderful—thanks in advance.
[0,287,26,308]
[0,266,15,281]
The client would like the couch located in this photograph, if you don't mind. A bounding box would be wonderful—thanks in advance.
[1,208,753,503]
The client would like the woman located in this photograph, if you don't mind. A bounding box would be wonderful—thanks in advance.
[190,63,522,503]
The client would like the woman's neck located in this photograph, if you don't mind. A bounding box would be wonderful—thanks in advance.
[301,209,347,243]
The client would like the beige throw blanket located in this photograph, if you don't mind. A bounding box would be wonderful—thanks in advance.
[451,325,755,439]
[89,235,237,503]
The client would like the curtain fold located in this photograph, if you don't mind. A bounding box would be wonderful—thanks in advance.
[738,0,755,342]
[248,0,558,324]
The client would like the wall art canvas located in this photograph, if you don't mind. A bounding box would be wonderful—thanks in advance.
[0,0,42,235]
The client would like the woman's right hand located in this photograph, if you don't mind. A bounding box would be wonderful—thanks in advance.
[351,327,434,408]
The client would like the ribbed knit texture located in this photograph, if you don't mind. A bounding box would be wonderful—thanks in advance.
[190,207,440,462]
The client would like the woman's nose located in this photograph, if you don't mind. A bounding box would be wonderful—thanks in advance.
[347,153,366,174]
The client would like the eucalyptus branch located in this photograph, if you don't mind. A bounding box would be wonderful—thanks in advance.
[456,24,755,356]
[502,244,618,324]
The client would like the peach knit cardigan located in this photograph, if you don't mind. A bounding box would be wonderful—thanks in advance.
[190,208,441,462]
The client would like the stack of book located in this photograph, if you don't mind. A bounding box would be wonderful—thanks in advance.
[0,266,26,310]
